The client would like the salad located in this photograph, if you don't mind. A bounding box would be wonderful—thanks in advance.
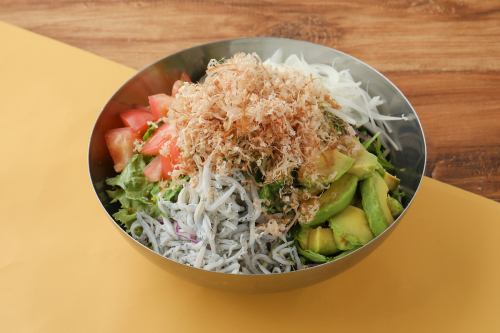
[104,51,408,274]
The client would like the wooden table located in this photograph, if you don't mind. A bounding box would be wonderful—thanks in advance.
[2,0,499,201]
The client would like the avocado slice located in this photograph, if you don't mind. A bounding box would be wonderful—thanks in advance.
[297,246,330,263]
[295,226,333,263]
[329,206,374,250]
[307,226,338,255]
[383,172,400,191]
[360,172,394,236]
[387,196,404,217]
[306,174,359,227]
[296,226,311,250]
[348,148,383,180]
[298,148,354,190]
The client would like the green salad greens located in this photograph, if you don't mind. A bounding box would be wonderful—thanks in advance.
[106,154,181,231]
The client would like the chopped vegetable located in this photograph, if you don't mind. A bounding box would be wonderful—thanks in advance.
[297,246,330,263]
[162,182,183,202]
[159,154,175,180]
[362,132,380,149]
[105,127,138,172]
[141,123,177,156]
[143,156,163,182]
[258,181,284,214]
[365,133,395,171]
[148,94,173,120]
[120,108,154,135]
[106,154,161,229]
[391,187,408,205]
[142,121,160,141]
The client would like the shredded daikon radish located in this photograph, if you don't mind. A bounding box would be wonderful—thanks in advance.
[264,50,408,150]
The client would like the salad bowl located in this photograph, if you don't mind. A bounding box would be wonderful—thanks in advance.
[89,37,426,292]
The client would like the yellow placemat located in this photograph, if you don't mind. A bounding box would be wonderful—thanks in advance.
[1,21,499,333]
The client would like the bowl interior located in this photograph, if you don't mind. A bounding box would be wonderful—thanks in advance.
[89,37,426,280]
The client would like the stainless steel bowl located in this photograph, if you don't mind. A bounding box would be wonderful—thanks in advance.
[89,37,426,293]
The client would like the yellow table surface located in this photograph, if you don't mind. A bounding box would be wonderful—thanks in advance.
[1,21,499,333]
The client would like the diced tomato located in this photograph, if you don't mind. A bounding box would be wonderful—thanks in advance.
[180,72,192,83]
[160,155,174,180]
[141,123,177,156]
[148,94,173,120]
[160,141,182,179]
[144,153,180,182]
[144,156,163,182]
[105,127,138,172]
[167,141,181,164]
[120,108,154,135]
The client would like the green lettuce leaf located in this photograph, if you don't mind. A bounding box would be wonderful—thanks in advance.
[112,208,138,229]
[106,154,150,198]
[162,184,182,202]
[105,154,160,230]
[105,154,188,230]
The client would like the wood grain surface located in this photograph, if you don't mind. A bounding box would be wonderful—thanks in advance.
[1,0,499,200]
